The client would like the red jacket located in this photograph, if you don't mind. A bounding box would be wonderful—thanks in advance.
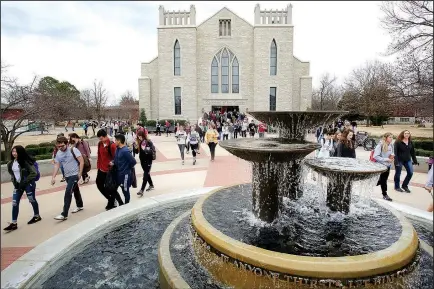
[97,139,117,172]
[258,123,266,133]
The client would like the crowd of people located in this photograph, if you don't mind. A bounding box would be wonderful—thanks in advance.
[3,115,433,232]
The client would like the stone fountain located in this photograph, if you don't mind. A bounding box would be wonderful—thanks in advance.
[158,110,420,289]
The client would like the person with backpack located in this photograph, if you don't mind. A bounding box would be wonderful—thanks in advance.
[111,134,137,204]
[96,129,123,210]
[52,133,66,182]
[4,146,41,231]
[373,132,394,201]
[51,136,84,221]
[69,133,91,184]
[135,130,156,196]
[393,130,419,193]
[188,124,201,165]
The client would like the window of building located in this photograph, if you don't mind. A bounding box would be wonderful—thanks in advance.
[174,87,181,115]
[219,19,231,36]
[210,47,239,93]
[221,49,229,93]
[211,57,219,93]
[270,39,277,76]
[174,40,181,76]
[400,117,410,122]
[270,87,276,111]
[232,57,239,93]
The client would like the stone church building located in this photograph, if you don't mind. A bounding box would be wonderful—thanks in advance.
[138,3,312,122]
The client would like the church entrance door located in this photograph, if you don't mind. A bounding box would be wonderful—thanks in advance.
[211,106,239,113]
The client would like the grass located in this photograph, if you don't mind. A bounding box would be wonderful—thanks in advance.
[357,124,433,140]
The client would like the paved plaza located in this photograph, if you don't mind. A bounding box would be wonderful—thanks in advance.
[1,133,431,271]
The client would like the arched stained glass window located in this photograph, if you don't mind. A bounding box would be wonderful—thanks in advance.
[221,49,229,93]
[211,57,219,93]
[270,39,277,76]
[174,40,181,76]
[232,57,239,93]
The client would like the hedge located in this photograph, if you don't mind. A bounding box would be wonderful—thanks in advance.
[413,140,433,151]
[415,149,433,158]
[35,154,53,161]
[38,142,53,147]
[145,119,188,127]
[25,144,39,149]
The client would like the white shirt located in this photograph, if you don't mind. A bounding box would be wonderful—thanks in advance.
[12,160,20,182]
[176,131,187,145]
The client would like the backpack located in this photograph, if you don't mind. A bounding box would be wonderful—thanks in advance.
[34,162,41,181]
[369,150,376,162]
[140,140,156,161]
[99,140,115,159]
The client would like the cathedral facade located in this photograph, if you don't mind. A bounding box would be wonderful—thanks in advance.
[139,3,312,122]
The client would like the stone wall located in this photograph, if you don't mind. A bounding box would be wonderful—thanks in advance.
[196,8,254,115]
[140,58,159,120]
[253,25,294,111]
[158,26,197,121]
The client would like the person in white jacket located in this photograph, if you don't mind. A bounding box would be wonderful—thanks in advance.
[317,131,334,158]
[373,132,394,201]
[222,123,230,140]
[175,126,187,165]
[188,125,201,165]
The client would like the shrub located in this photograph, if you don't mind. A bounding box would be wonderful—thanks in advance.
[415,149,433,158]
[38,142,53,147]
[1,150,7,161]
[26,148,39,156]
[146,120,157,127]
[25,144,39,149]
[35,154,53,161]
[416,124,426,128]
[413,140,433,151]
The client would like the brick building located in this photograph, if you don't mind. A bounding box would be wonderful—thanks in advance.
[138,3,313,122]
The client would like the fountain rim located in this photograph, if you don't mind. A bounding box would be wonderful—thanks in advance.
[219,139,320,153]
[304,157,388,175]
[191,184,419,279]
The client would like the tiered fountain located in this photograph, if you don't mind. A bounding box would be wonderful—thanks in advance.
[159,111,421,289]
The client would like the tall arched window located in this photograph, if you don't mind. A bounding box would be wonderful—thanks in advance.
[232,57,239,93]
[221,49,229,93]
[210,47,239,94]
[211,57,219,93]
[174,40,181,76]
[270,39,277,76]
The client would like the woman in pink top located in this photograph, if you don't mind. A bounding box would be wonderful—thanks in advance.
[69,133,91,183]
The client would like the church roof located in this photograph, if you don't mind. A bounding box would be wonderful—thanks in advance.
[197,7,253,28]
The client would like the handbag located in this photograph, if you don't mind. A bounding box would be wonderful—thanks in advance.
[131,167,137,188]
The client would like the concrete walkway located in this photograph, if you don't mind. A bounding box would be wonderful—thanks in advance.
[1,134,431,270]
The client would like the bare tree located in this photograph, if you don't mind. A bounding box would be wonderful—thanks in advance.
[90,80,108,121]
[0,67,53,157]
[380,1,433,58]
[312,73,342,110]
[342,60,394,126]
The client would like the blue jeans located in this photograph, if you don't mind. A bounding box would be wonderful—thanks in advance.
[394,160,414,189]
[118,173,132,204]
[12,181,39,222]
[60,164,65,177]
[62,175,83,217]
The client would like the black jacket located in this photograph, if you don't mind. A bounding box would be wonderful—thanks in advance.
[134,139,155,164]
[7,160,37,189]
[394,140,418,165]
[336,142,356,158]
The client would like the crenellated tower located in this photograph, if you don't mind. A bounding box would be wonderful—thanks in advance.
[159,5,196,26]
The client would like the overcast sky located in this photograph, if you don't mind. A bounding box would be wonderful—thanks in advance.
[1,1,394,104]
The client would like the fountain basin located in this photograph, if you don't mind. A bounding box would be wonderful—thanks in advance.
[189,185,420,288]
[305,158,388,213]
[248,111,346,141]
[219,138,319,162]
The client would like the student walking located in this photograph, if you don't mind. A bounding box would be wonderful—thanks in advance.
[336,129,356,158]
[69,133,91,183]
[96,129,123,210]
[205,123,219,162]
[373,133,394,201]
[175,125,187,165]
[394,130,419,193]
[135,130,155,196]
[4,146,41,231]
[51,136,84,221]
[189,124,201,165]
[424,166,433,212]
[111,134,137,204]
